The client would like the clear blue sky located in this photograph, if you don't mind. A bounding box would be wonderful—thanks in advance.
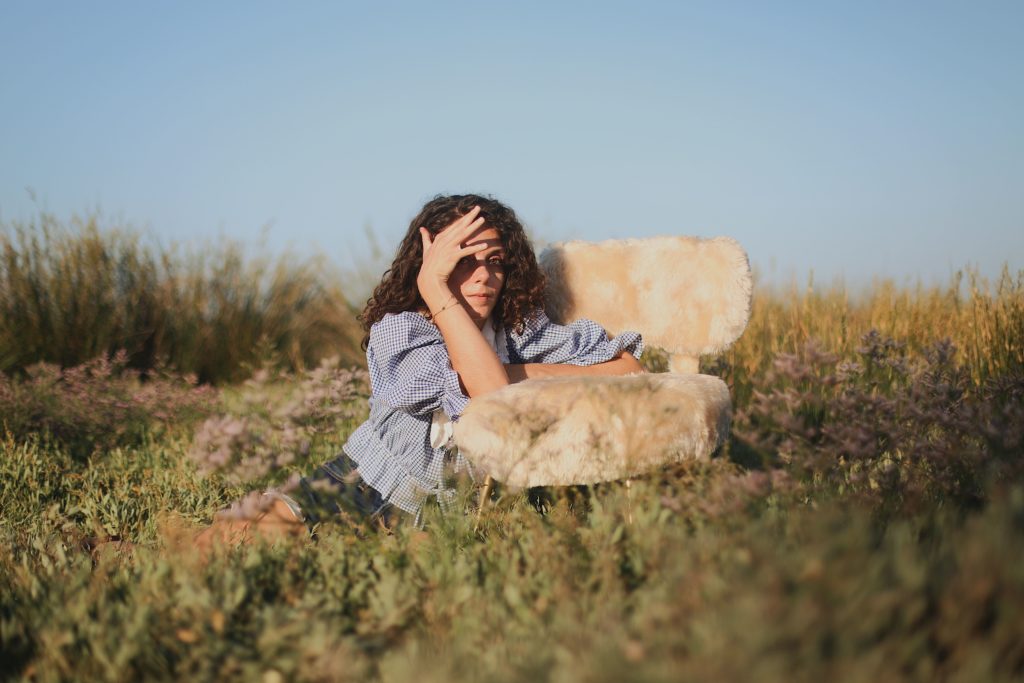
[2,1,1021,293]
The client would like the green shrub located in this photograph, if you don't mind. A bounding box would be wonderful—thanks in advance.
[3,445,1023,682]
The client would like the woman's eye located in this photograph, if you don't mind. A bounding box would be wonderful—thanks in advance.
[488,257,505,266]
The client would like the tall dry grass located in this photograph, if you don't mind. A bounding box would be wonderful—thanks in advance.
[0,212,364,383]
[721,267,1024,405]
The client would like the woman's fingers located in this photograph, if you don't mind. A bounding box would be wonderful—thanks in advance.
[433,207,484,247]
[434,206,479,242]
[456,205,482,229]
[457,242,491,257]
[420,206,488,281]
[439,229,489,267]
[436,218,486,252]
[460,215,487,238]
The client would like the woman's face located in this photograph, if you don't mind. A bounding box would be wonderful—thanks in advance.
[447,226,505,328]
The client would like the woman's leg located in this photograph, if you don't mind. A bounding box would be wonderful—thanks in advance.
[288,453,394,531]
[192,496,306,554]
[192,453,392,553]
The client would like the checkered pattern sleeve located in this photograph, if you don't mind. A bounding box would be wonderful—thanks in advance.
[508,310,643,365]
[366,312,470,420]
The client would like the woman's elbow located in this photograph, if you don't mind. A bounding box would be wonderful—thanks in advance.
[616,351,645,375]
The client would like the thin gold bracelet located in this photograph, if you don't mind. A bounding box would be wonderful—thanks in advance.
[430,297,459,320]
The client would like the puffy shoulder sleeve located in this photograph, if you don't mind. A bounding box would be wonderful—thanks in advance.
[507,310,644,366]
[366,312,470,420]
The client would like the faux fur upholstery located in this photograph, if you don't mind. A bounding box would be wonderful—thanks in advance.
[540,236,752,358]
[454,373,732,488]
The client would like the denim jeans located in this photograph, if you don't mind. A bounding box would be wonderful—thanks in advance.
[288,453,396,530]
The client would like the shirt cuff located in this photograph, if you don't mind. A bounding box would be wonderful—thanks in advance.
[440,360,470,420]
[568,326,644,366]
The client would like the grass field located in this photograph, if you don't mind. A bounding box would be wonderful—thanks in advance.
[2,219,1023,682]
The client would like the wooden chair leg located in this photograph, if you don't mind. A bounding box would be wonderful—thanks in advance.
[475,475,494,531]
[625,478,633,525]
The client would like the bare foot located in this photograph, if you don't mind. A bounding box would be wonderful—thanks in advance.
[192,499,307,558]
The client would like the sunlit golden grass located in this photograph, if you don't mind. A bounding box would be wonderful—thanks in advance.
[0,212,363,383]
[722,267,1024,405]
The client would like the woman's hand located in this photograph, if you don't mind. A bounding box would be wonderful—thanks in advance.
[416,205,489,314]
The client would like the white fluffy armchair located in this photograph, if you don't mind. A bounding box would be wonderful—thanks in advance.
[453,236,752,488]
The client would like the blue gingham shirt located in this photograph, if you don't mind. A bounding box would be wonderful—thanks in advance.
[342,309,643,519]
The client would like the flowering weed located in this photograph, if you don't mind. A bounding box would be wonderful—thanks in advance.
[0,350,215,459]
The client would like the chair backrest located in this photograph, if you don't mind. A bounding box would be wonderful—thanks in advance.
[539,236,752,373]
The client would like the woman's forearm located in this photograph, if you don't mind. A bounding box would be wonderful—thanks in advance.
[432,303,510,396]
[505,351,643,383]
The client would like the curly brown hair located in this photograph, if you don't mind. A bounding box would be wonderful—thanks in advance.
[359,194,546,350]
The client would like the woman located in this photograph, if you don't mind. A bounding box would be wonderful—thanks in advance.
[196,194,643,548]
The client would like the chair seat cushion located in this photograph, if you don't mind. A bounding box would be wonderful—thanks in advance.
[453,373,731,488]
